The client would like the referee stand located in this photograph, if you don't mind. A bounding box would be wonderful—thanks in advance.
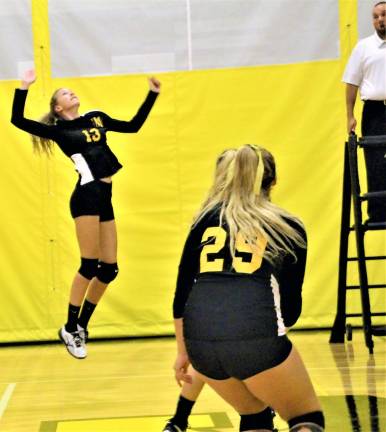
[330,133,386,354]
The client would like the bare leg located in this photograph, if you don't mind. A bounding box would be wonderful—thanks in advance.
[85,219,117,304]
[167,369,270,432]
[193,369,272,432]
[85,278,108,304]
[70,215,100,306]
[59,215,100,357]
[69,274,92,306]
[194,369,267,415]
[243,345,322,423]
[164,367,206,431]
[180,366,205,401]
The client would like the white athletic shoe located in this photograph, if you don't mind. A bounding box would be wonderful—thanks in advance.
[77,324,89,344]
[58,326,87,359]
[162,420,186,432]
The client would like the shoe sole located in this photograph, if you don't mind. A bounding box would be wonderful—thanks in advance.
[58,329,87,360]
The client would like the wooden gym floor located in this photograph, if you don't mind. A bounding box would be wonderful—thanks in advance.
[0,330,385,431]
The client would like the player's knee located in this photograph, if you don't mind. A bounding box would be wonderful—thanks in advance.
[78,257,99,280]
[288,411,325,432]
[239,407,274,431]
[96,261,119,284]
[289,425,324,432]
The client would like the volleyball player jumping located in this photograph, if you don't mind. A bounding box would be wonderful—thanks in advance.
[11,69,160,359]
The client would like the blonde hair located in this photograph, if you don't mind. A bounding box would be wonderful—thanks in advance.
[194,145,305,263]
[31,89,62,155]
[195,148,238,215]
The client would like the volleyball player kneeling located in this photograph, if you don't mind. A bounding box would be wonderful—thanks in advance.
[171,145,325,432]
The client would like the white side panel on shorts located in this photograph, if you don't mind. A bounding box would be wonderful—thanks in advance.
[270,274,286,337]
[70,153,94,185]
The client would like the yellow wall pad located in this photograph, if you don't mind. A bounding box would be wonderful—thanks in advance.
[1,1,383,341]
[2,57,384,341]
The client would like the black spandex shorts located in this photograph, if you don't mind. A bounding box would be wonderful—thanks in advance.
[185,335,292,380]
[70,179,114,221]
[183,274,293,380]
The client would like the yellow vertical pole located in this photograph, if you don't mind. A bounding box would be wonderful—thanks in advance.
[31,0,52,97]
[339,0,360,131]
[339,0,358,63]
[339,0,359,106]
[30,0,59,308]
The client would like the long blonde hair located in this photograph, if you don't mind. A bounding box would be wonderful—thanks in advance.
[194,145,306,263]
[31,89,62,155]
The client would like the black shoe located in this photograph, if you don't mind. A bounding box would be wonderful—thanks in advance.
[162,420,187,432]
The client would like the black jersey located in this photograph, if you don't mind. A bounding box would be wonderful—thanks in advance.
[11,89,158,184]
[173,209,307,329]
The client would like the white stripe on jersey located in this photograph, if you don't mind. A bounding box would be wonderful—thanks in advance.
[70,153,94,185]
[270,274,286,336]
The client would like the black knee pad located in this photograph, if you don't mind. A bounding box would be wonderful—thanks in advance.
[239,407,274,431]
[96,261,119,284]
[288,411,325,432]
[78,258,99,280]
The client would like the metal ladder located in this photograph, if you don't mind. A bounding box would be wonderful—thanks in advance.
[330,134,386,354]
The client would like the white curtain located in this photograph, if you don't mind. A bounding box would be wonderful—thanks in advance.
[0,0,33,79]
[48,0,340,77]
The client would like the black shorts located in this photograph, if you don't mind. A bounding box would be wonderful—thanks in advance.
[183,274,293,380]
[70,179,114,221]
[185,335,292,380]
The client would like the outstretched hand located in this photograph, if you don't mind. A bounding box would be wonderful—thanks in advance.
[148,76,161,93]
[21,69,37,90]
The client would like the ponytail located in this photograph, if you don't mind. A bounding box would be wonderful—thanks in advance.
[193,148,237,224]
[31,89,61,155]
[195,145,306,264]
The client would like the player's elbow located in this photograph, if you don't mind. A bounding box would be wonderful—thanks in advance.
[284,315,299,328]
[10,116,21,128]
[282,302,302,327]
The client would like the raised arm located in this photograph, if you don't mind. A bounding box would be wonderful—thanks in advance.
[102,77,161,133]
[11,70,56,139]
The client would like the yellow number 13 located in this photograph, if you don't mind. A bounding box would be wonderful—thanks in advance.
[82,128,101,143]
[200,226,267,274]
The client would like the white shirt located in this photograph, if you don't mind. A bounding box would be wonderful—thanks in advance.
[342,32,386,100]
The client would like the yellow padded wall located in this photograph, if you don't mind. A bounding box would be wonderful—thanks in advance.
[0,0,384,342]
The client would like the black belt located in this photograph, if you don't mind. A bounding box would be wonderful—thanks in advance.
[364,99,386,105]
